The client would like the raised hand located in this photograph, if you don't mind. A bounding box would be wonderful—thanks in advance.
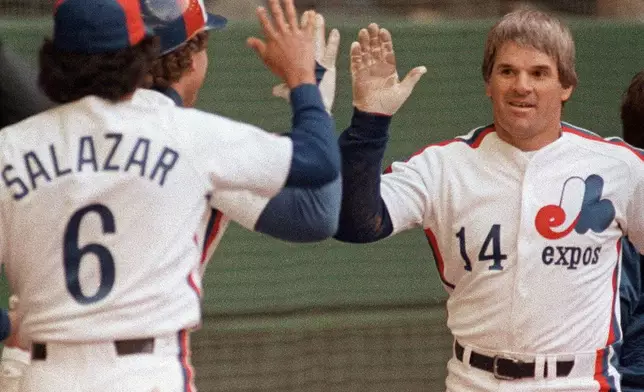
[273,11,340,114]
[247,0,316,89]
[351,23,427,116]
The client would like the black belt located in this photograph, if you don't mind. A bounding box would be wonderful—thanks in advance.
[31,338,155,361]
[454,340,574,380]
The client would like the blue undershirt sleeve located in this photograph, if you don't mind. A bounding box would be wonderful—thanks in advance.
[255,176,341,242]
[333,109,394,243]
[0,308,10,341]
[253,62,341,242]
[284,84,340,188]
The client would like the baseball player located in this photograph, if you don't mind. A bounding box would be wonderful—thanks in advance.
[0,40,54,392]
[0,7,342,391]
[618,70,644,392]
[334,10,644,391]
[0,0,339,391]
[142,5,342,259]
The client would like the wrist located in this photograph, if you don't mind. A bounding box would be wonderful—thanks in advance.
[285,70,316,89]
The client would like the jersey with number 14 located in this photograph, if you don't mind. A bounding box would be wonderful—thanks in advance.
[381,123,644,354]
[0,89,294,342]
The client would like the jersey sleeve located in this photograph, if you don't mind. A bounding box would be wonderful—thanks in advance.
[181,84,338,200]
[183,111,294,199]
[209,177,341,242]
[380,155,431,235]
[208,189,269,231]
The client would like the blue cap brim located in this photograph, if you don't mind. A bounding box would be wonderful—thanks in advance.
[205,13,227,31]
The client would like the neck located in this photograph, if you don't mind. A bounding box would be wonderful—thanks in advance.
[495,124,562,151]
[170,82,193,107]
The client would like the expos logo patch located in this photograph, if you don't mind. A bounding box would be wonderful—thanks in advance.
[535,174,615,239]
[534,175,615,269]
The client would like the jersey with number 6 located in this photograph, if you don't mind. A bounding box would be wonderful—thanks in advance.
[381,123,644,355]
[0,89,295,342]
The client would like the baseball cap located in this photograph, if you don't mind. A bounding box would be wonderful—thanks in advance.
[53,0,151,53]
[140,0,227,55]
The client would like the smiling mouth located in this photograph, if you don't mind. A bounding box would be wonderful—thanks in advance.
[508,102,535,108]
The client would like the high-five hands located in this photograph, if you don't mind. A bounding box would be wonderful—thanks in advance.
[247,0,316,89]
[272,11,340,114]
[351,23,427,116]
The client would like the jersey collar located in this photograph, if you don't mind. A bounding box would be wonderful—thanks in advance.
[153,86,184,107]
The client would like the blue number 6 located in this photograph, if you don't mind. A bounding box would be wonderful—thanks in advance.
[63,204,116,304]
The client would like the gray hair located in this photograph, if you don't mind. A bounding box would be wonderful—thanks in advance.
[481,9,577,89]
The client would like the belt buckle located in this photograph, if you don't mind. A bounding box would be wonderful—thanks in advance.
[492,354,522,380]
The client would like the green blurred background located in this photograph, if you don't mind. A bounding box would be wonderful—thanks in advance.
[0,7,643,391]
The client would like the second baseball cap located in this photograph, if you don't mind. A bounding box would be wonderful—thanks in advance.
[53,0,152,53]
[141,0,228,55]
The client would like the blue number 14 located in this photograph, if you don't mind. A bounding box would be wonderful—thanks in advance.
[456,224,507,271]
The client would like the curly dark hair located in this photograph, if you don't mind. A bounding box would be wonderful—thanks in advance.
[39,36,159,103]
[622,70,644,149]
[144,32,209,90]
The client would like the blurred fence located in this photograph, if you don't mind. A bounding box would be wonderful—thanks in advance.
[0,0,643,18]
[0,12,643,392]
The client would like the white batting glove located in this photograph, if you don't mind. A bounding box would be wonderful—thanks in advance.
[272,11,340,114]
[351,23,426,116]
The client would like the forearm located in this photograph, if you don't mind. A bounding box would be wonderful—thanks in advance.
[255,176,341,242]
[334,109,394,243]
[285,84,340,188]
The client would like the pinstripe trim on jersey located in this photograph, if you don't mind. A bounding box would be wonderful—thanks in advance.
[424,227,455,289]
[593,239,622,391]
[178,330,196,392]
[201,208,224,264]
[562,122,644,161]
[384,125,495,174]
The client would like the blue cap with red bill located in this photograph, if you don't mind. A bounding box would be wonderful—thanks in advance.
[140,0,227,55]
[53,0,152,53]
[52,0,227,55]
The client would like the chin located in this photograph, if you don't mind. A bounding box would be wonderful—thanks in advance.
[499,119,532,136]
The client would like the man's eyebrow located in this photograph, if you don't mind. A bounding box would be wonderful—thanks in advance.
[495,63,554,70]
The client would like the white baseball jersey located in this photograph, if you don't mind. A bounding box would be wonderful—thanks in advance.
[195,190,269,278]
[381,123,644,381]
[0,88,293,342]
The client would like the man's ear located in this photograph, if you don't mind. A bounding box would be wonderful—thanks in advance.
[561,85,573,103]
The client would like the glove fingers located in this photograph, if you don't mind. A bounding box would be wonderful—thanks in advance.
[368,23,383,62]
[357,28,373,67]
[300,10,312,28]
[379,28,397,67]
[272,83,291,101]
[350,41,363,76]
[321,29,340,68]
[313,13,326,60]
[399,66,427,95]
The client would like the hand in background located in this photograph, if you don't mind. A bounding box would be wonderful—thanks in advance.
[273,11,340,114]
